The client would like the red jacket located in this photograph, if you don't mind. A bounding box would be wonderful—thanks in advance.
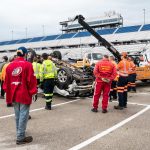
[94,58,117,82]
[3,57,37,105]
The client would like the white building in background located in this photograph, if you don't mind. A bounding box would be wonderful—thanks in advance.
[0,13,150,59]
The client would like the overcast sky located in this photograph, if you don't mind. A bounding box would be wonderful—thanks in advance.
[0,0,150,41]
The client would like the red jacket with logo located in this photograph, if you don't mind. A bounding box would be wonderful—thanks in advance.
[3,57,37,105]
[94,59,117,82]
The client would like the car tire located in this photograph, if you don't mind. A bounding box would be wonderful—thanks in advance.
[52,51,62,60]
[56,67,72,89]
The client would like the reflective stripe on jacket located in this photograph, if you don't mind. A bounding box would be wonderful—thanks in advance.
[128,61,136,74]
[117,59,130,77]
[40,60,57,81]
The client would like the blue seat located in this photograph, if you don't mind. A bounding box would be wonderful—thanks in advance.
[16,38,32,44]
[115,25,141,33]
[97,28,116,35]
[140,24,150,31]
[42,35,59,41]
[29,36,45,42]
[0,41,10,46]
[57,33,76,39]
[7,40,20,45]
[74,31,91,38]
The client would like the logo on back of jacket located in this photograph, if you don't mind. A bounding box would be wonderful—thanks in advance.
[12,67,22,76]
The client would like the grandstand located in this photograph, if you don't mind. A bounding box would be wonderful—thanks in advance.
[0,14,150,59]
[59,12,123,33]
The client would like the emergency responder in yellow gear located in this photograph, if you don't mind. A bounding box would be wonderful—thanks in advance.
[32,57,41,86]
[40,53,57,110]
[0,56,8,99]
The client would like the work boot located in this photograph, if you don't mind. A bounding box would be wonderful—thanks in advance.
[45,106,51,110]
[113,96,117,101]
[45,102,51,110]
[7,103,13,107]
[91,108,98,113]
[102,109,107,113]
[28,115,31,120]
[109,98,112,102]
[114,105,124,110]
[16,136,33,145]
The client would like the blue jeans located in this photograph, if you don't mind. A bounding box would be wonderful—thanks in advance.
[13,102,30,141]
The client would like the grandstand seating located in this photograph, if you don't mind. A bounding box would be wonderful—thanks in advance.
[57,33,76,39]
[28,36,45,43]
[16,38,32,44]
[74,31,91,38]
[0,23,150,52]
[115,25,141,33]
[0,41,9,46]
[141,24,150,31]
[7,40,20,45]
[42,35,59,41]
[97,28,116,35]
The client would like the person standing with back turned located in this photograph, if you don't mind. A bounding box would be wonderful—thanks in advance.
[40,53,57,110]
[91,55,117,113]
[3,47,37,145]
[114,52,130,110]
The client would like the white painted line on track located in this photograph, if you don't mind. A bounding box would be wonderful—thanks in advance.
[68,106,150,150]
[134,92,150,95]
[112,101,149,107]
[127,102,149,106]
[0,99,81,119]
[87,97,150,107]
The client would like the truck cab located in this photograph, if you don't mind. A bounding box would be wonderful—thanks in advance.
[73,52,103,68]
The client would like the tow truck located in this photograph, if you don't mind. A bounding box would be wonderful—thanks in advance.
[74,15,150,82]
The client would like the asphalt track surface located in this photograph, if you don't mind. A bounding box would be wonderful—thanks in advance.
[0,82,150,150]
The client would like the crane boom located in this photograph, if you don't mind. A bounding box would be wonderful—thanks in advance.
[74,15,121,61]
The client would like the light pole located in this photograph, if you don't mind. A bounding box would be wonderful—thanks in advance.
[11,30,14,40]
[25,27,28,38]
[42,25,45,36]
[143,8,145,24]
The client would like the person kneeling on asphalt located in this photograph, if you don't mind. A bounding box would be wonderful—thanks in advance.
[91,55,117,113]
[3,47,37,145]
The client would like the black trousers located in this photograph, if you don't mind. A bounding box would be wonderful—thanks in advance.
[128,73,136,92]
[109,80,117,100]
[117,76,128,107]
[1,81,5,97]
[43,78,55,103]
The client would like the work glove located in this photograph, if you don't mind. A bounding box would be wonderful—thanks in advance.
[32,94,37,102]
[102,78,110,83]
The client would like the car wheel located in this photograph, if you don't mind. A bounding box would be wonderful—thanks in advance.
[57,68,72,89]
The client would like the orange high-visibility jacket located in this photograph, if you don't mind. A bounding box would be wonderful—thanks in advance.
[117,59,130,77]
[1,63,9,81]
[128,61,136,74]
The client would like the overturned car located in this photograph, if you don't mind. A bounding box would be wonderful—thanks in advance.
[50,51,94,97]
[27,49,94,97]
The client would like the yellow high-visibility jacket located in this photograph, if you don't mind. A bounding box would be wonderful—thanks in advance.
[32,62,41,79]
[40,60,57,81]
[1,63,10,81]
